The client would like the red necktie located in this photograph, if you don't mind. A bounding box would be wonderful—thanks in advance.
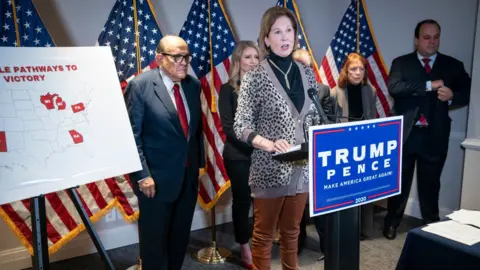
[422,58,431,74]
[173,84,189,138]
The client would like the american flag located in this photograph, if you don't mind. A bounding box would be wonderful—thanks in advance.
[95,0,168,222]
[0,0,139,255]
[276,0,322,82]
[97,0,163,90]
[0,0,53,47]
[318,0,392,117]
[179,0,235,210]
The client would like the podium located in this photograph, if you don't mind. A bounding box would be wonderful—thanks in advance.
[273,142,361,270]
[323,208,360,270]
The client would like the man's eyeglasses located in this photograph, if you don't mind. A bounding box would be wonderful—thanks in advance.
[162,53,192,63]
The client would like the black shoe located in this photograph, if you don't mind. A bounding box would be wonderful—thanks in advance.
[297,245,303,255]
[383,226,397,240]
[423,217,440,225]
[360,234,365,241]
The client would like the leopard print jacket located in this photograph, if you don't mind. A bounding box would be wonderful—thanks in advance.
[234,59,325,190]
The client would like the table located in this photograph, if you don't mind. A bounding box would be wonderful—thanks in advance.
[396,223,480,270]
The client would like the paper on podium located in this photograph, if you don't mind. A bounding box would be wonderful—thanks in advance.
[272,144,302,156]
[422,220,480,246]
[446,209,480,228]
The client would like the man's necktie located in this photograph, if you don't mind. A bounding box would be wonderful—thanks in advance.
[415,58,431,127]
[173,84,189,137]
[422,58,431,74]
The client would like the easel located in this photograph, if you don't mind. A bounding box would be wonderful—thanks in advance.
[30,187,115,270]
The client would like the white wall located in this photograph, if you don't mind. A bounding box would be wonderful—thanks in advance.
[461,1,480,211]
[466,1,480,142]
[1,0,477,269]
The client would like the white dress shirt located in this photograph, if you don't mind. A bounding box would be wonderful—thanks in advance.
[159,68,190,123]
[417,52,452,104]
[417,52,437,91]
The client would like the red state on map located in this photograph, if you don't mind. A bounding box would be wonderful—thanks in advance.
[40,93,68,110]
[0,131,7,152]
[40,93,57,110]
[71,103,85,113]
[56,97,66,110]
[69,130,84,144]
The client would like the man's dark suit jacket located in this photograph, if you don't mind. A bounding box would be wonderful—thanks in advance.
[124,68,204,202]
[388,52,471,153]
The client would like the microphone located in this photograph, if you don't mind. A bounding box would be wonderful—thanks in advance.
[302,111,317,143]
[307,88,329,125]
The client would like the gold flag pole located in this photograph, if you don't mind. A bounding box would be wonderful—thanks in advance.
[356,0,361,52]
[192,0,232,264]
[127,1,143,269]
[194,0,230,263]
[193,0,232,263]
[11,0,22,47]
[193,205,231,263]
[208,0,217,113]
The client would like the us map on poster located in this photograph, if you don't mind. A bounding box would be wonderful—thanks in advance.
[0,47,141,204]
[0,73,91,168]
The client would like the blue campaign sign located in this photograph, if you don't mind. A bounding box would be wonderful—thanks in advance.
[308,116,403,217]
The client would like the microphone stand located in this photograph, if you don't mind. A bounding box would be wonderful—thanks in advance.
[312,101,329,125]
[302,111,317,143]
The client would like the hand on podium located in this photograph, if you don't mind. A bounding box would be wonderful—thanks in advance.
[273,139,292,153]
[253,136,292,153]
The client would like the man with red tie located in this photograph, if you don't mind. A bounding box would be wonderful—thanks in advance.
[383,19,471,240]
[124,35,204,269]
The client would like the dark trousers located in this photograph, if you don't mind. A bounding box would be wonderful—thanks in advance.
[359,204,374,236]
[138,173,198,270]
[385,127,446,228]
[224,159,252,244]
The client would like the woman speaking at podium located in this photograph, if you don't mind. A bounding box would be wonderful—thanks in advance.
[330,52,378,239]
[234,6,331,269]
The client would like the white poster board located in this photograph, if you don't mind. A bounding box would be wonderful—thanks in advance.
[0,46,142,205]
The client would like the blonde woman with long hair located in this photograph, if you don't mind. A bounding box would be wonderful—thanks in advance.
[218,40,260,269]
